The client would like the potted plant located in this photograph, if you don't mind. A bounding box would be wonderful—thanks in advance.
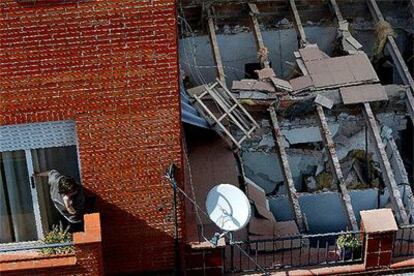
[40,222,74,255]
[337,233,362,261]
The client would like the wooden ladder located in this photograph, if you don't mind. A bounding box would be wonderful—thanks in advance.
[192,79,260,148]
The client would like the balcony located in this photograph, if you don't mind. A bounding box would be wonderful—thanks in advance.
[0,213,103,275]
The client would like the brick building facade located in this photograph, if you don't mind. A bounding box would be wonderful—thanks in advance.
[1,0,182,274]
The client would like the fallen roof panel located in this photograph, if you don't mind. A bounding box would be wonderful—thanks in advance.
[340,84,388,104]
[299,46,329,62]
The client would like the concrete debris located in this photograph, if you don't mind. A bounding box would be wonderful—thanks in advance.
[305,176,317,191]
[231,24,250,34]
[255,68,276,80]
[245,177,271,212]
[270,77,293,92]
[239,91,269,99]
[249,217,275,235]
[345,35,363,50]
[283,124,339,145]
[250,220,299,241]
[381,125,394,140]
[258,133,275,149]
[276,18,292,28]
[232,79,276,93]
[314,94,334,109]
[223,24,231,34]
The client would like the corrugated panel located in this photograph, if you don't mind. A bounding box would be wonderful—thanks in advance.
[0,121,77,152]
[181,86,209,128]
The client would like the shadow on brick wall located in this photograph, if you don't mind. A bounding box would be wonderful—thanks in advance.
[84,187,180,275]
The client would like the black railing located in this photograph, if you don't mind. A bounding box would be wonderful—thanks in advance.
[393,225,414,258]
[224,231,363,274]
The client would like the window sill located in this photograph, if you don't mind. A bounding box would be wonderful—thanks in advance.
[0,251,76,272]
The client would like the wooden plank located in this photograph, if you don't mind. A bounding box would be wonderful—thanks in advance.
[328,0,344,22]
[207,7,226,83]
[269,105,306,232]
[288,0,307,47]
[362,103,409,225]
[316,105,358,231]
[248,3,270,68]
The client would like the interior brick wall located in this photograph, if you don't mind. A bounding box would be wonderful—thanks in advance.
[0,0,182,274]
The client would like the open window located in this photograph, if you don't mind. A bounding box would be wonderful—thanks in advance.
[0,121,80,243]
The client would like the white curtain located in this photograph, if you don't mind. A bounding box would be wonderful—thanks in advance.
[0,151,37,243]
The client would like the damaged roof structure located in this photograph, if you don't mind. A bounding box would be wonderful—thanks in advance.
[179,0,414,273]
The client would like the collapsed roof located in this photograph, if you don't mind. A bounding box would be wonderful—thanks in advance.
[179,0,414,242]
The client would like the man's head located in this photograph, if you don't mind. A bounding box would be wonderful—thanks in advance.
[58,176,79,195]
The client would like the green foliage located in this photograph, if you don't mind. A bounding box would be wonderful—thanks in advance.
[40,222,74,255]
[337,233,361,250]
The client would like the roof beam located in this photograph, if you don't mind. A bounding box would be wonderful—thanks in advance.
[366,0,414,183]
[207,7,226,83]
[316,105,359,231]
[328,0,344,22]
[248,3,270,69]
[411,0,414,82]
[366,0,414,122]
[269,105,306,232]
[386,135,414,222]
[362,102,409,225]
[288,0,307,47]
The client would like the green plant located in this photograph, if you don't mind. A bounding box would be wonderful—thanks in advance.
[337,233,361,250]
[40,222,74,255]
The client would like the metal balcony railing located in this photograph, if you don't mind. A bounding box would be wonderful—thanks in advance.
[393,225,414,258]
[224,231,363,274]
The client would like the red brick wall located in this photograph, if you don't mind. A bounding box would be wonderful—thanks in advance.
[1,243,103,276]
[0,0,182,274]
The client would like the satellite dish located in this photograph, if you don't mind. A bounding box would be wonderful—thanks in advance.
[206,184,251,232]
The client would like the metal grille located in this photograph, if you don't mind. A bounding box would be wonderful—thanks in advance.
[0,121,77,152]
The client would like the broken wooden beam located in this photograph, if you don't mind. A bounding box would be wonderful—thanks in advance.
[288,0,307,47]
[328,0,362,54]
[316,105,358,231]
[248,3,270,68]
[362,102,409,225]
[207,7,226,83]
[269,105,306,232]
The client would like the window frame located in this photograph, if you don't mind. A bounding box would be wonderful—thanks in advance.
[0,121,81,243]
